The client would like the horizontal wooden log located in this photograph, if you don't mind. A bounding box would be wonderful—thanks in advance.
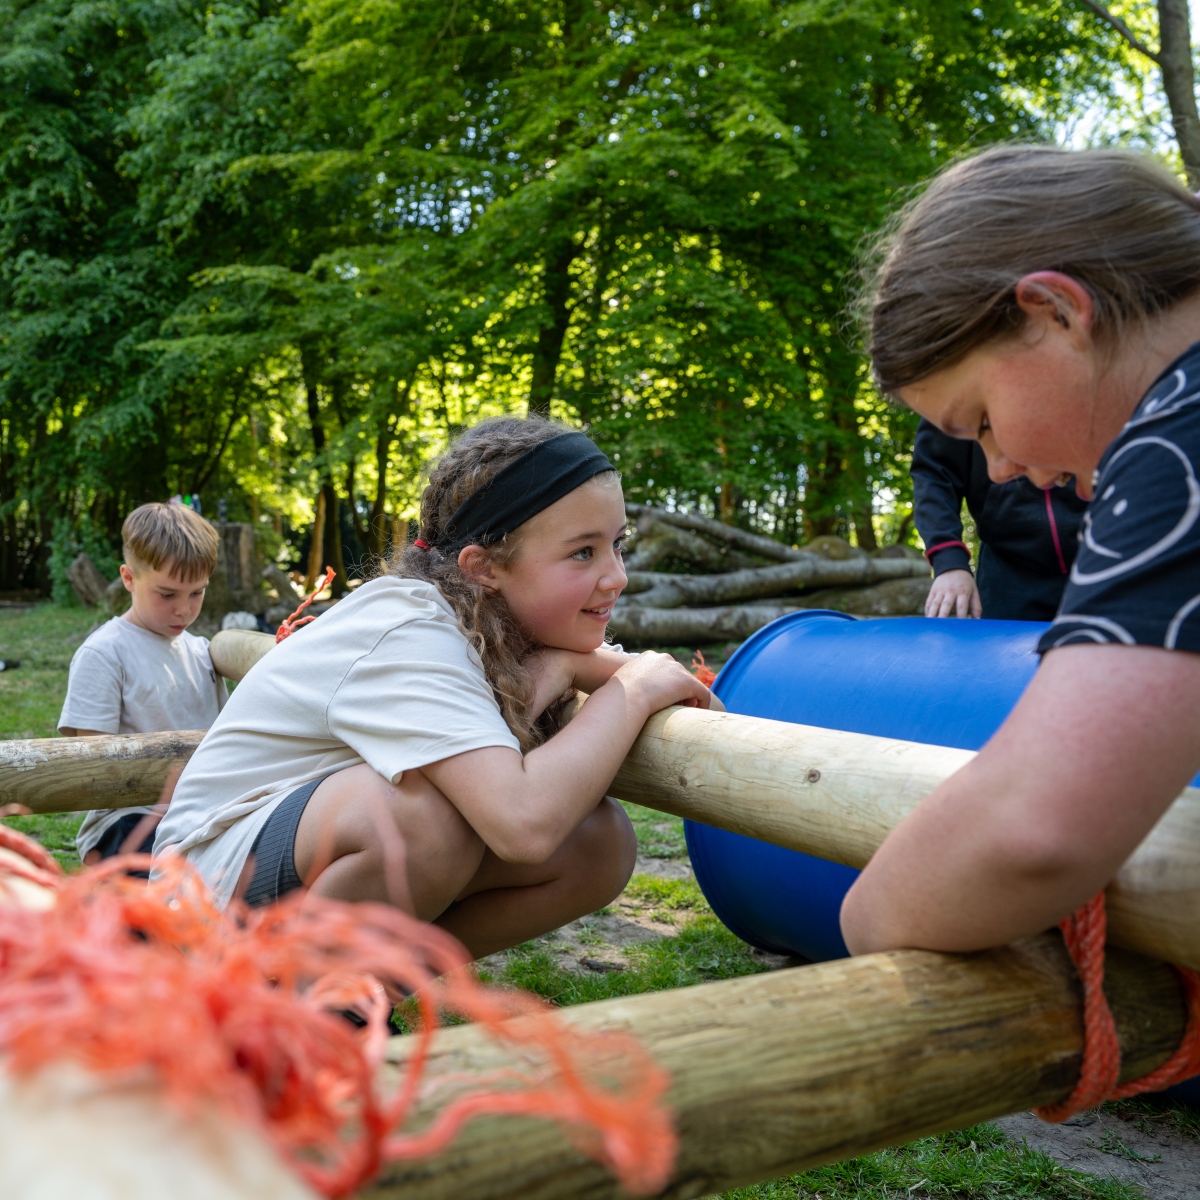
[209,628,277,681]
[0,730,203,815]
[4,686,1198,967]
[621,555,929,609]
[365,937,1188,1200]
[607,603,802,645]
[623,521,763,574]
[625,503,812,563]
[608,707,1200,971]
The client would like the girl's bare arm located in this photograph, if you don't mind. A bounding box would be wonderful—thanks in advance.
[421,651,716,864]
[839,643,1200,954]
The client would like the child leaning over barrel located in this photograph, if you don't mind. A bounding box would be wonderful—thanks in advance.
[59,503,226,863]
[841,146,1200,954]
[155,418,718,959]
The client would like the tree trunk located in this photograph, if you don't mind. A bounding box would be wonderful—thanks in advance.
[1158,0,1200,187]
[528,241,577,417]
[304,490,326,593]
[321,483,348,596]
[608,603,802,644]
[368,380,412,561]
[301,344,348,597]
[1084,2,1200,186]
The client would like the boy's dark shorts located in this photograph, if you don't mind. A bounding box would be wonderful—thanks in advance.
[94,812,159,859]
[242,775,329,908]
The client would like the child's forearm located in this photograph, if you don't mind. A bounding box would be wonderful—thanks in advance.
[840,643,1200,954]
[425,652,713,863]
[528,646,633,719]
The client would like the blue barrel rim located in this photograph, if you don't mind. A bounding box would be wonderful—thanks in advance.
[714,609,857,704]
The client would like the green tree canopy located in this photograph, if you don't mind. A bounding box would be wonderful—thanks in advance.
[0,0,1162,593]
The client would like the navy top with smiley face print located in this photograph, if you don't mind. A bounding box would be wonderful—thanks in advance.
[1039,340,1200,653]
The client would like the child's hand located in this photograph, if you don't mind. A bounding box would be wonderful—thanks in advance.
[926,568,982,618]
[612,651,720,717]
[527,649,580,718]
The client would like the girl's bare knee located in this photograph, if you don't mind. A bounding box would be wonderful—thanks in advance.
[576,797,637,903]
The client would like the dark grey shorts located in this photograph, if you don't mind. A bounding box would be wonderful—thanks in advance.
[242,775,329,908]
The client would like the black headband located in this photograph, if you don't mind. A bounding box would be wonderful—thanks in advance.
[435,431,615,552]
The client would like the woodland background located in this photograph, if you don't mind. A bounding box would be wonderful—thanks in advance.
[0,0,1186,599]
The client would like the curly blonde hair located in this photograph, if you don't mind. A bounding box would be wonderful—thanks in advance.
[390,416,617,752]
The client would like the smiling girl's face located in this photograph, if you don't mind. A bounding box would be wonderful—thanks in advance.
[460,473,628,652]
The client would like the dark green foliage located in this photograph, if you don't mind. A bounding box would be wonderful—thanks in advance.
[1,1,1155,589]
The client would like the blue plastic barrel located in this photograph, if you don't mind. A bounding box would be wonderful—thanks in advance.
[690,609,1200,1102]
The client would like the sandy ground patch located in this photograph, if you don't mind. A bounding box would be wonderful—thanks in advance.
[996,1106,1200,1197]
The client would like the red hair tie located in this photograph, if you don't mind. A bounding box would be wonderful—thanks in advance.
[413,538,431,551]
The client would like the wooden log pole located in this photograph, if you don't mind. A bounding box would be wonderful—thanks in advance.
[608,706,1200,971]
[4,628,1199,966]
[621,555,928,609]
[364,937,1188,1200]
[0,730,203,815]
[208,628,277,681]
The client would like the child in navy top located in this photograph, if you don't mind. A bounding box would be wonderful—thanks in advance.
[842,145,1200,956]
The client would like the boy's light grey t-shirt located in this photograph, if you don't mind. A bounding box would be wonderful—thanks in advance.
[154,576,521,906]
[57,618,228,858]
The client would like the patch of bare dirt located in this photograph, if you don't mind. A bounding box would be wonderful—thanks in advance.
[996,1108,1200,1198]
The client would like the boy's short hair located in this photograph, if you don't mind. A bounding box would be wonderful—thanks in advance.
[122,503,219,582]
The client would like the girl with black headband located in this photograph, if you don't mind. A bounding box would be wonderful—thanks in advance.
[156,417,718,960]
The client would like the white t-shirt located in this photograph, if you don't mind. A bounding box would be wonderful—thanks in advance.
[154,576,521,905]
[58,619,228,858]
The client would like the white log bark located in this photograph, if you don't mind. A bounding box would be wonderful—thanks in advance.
[622,556,928,609]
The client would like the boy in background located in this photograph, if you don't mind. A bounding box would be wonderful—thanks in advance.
[59,503,227,862]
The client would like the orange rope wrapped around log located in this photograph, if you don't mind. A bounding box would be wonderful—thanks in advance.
[0,826,675,1198]
[1035,892,1200,1122]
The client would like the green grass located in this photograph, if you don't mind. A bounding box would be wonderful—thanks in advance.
[482,879,768,1007]
[1102,1096,1200,1144]
[723,1124,1146,1199]
[620,800,688,859]
[0,603,99,739]
[0,603,93,867]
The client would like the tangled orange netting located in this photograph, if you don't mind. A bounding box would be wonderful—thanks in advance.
[0,824,676,1198]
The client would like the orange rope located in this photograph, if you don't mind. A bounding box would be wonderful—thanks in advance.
[690,651,717,688]
[1034,891,1200,1122]
[276,567,336,643]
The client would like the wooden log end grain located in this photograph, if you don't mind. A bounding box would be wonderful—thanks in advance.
[209,629,277,682]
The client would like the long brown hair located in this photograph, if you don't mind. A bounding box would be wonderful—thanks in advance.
[862,145,1200,392]
[391,416,616,752]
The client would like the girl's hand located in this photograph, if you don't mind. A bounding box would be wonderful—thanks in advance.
[527,649,580,718]
[612,650,719,717]
[527,645,634,717]
[925,568,982,618]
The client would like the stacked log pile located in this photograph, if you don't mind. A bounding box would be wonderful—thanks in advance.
[611,505,932,646]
